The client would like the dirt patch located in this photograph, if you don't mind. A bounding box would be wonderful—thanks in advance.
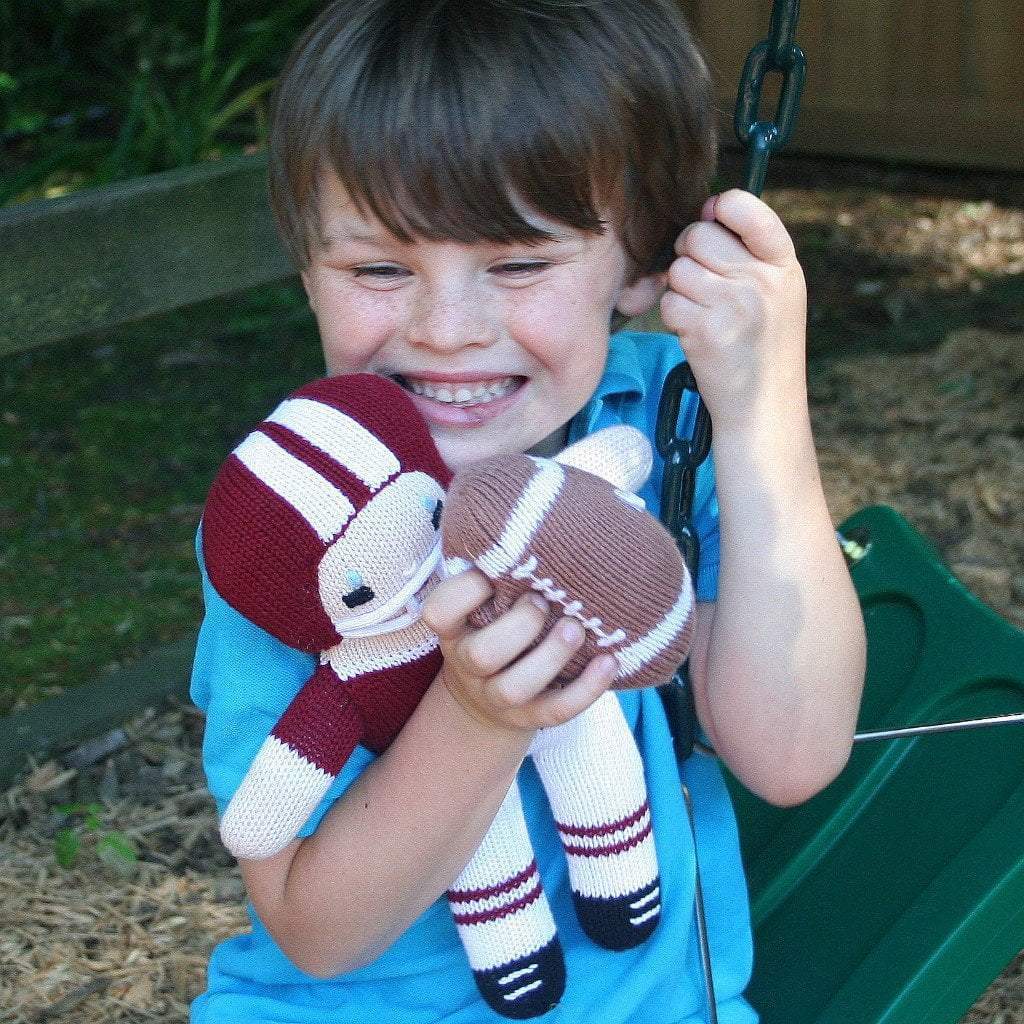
[0,705,240,1023]
[813,326,1024,628]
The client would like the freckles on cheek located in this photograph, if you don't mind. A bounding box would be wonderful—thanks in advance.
[316,291,397,375]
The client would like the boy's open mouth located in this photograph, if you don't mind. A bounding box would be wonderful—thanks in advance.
[392,374,525,408]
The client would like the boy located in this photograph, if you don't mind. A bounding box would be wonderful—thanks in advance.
[191,1,866,1021]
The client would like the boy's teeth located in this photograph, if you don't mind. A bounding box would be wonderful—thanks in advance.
[404,376,517,405]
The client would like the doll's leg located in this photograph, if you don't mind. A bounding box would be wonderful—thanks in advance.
[530,692,661,949]
[448,783,565,1019]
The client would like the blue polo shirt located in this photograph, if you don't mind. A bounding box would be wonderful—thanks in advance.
[191,331,756,1024]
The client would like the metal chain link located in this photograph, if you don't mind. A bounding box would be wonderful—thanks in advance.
[734,0,807,195]
[656,361,713,579]
[655,362,713,764]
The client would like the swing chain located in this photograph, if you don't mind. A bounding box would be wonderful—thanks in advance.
[655,360,713,765]
[734,0,807,196]
[655,1,805,765]
[656,360,713,581]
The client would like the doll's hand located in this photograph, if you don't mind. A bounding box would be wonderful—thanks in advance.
[660,188,808,434]
[421,568,618,734]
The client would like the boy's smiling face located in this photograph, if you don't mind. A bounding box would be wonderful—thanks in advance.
[301,171,662,469]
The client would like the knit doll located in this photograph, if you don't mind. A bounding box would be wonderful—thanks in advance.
[202,374,695,1019]
[202,375,450,849]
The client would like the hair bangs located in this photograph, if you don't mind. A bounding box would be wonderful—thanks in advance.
[318,3,618,250]
[269,1,717,276]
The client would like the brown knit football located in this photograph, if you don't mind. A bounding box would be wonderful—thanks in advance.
[442,453,695,690]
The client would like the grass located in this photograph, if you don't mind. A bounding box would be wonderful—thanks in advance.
[0,282,322,714]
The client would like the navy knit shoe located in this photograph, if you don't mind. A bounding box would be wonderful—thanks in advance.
[573,877,662,950]
[473,937,566,1019]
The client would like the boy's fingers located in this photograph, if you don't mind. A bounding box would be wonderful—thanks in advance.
[524,654,618,728]
[675,220,750,271]
[488,616,588,707]
[705,188,796,266]
[457,594,549,676]
[421,569,492,637]
[699,193,718,222]
[660,290,705,338]
[666,255,720,307]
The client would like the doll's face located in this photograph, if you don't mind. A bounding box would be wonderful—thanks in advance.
[318,471,445,633]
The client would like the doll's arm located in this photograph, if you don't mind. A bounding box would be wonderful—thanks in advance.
[220,662,365,859]
[554,425,652,493]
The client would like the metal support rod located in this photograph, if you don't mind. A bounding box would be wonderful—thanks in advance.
[682,784,719,1024]
[853,711,1024,743]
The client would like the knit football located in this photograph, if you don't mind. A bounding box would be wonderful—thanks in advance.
[442,434,695,690]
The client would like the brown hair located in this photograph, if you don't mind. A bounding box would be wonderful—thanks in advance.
[268,0,717,281]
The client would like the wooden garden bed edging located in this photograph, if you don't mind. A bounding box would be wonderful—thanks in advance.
[0,635,196,787]
[0,153,293,356]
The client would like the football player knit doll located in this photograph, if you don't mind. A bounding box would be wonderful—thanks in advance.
[201,374,695,1019]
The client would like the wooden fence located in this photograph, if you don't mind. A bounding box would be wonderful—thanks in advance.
[682,0,1024,171]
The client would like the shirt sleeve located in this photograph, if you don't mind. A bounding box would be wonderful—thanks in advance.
[190,533,374,839]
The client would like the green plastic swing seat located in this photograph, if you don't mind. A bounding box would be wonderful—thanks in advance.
[728,504,1024,1024]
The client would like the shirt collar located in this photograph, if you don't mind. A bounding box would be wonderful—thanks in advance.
[568,331,647,443]
[593,330,647,403]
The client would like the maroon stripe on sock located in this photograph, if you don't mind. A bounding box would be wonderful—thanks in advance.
[272,664,363,776]
[448,861,539,904]
[555,801,650,839]
[450,879,544,926]
[562,819,654,858]
[259,421,387,512]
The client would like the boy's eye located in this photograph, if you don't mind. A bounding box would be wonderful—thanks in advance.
[431,499,444,530]
[493,261,550,276]
[352,264,408,279]
[343,584,376,608]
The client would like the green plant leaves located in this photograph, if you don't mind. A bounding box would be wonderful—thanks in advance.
[52,802,139,870]
[2,0,322,204]
[54,827,81,868]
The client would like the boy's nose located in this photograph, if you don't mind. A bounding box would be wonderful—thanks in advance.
[406,284,498,352]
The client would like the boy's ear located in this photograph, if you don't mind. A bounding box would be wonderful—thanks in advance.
[615,271,665,318]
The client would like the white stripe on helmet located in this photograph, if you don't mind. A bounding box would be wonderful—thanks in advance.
[267,397,400,490]
[233,431,355,542]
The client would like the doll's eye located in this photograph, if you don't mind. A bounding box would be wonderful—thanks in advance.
[419,495,444,529]
[343,584,376,608]
[343,570,375,608]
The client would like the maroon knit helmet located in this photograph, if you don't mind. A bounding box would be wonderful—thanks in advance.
[202,374,452,651]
